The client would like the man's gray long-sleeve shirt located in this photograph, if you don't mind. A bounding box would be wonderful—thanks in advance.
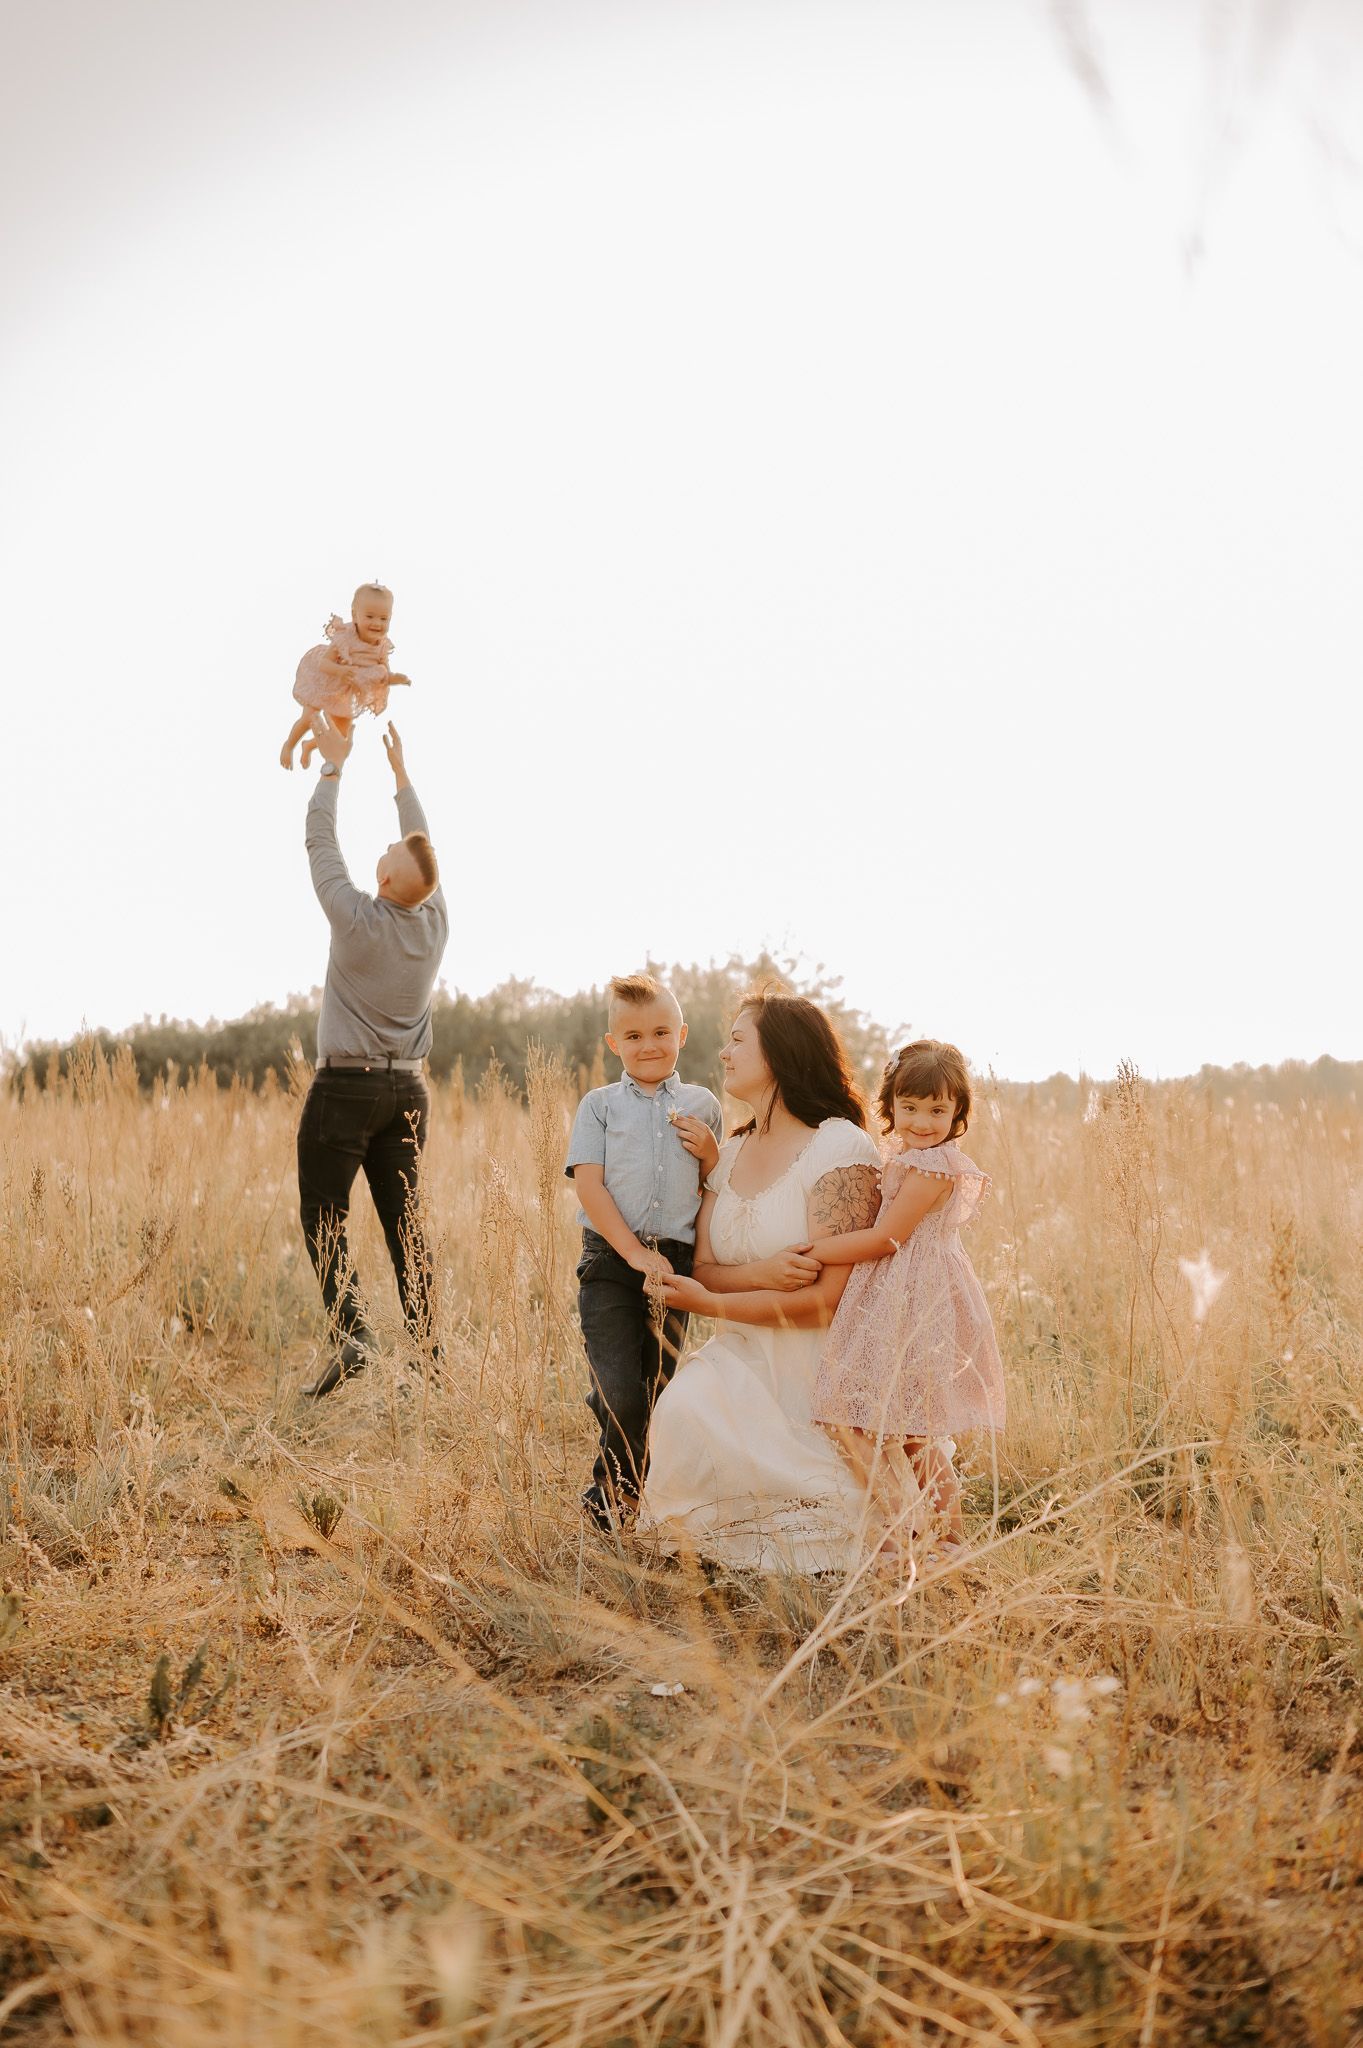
[306,778,449,1061]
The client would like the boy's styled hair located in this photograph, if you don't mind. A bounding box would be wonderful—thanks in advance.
[352,581,392,608]
[731,985,866,1137]
[607,972,681,1026]
[608,972,665,1008]
[877,1039,972,1139]
[403,831,439,901]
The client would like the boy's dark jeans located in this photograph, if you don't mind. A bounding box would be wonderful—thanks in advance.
[297,1070,434,1348]
[577,1230,693,1501]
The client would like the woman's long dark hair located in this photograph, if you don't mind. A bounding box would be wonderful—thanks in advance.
[731,987,867,1136]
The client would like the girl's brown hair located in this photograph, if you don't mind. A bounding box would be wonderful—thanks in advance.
[731,987,866,1137]
[876,1039,971,1139]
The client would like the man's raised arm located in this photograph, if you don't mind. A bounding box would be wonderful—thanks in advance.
[382,724,443,900]
[305,711,363,927]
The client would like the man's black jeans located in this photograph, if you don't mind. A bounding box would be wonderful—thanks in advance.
[577,1229,692,1501]
[297,1069,434,1348]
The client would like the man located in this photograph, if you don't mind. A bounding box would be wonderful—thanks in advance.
[296,711,449,1396]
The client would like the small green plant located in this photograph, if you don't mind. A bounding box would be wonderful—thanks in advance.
[144,1644,232,1742]
[296,1490,343,1541]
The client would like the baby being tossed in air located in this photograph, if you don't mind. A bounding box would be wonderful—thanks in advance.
[280,582,411,769]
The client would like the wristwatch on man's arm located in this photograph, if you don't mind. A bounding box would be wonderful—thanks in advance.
[319,761,341,780]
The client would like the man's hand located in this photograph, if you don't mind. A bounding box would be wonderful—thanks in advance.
[382,722,410,790]
[312,708,353,771]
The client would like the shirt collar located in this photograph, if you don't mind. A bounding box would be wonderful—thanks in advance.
[622,1070,679,1100]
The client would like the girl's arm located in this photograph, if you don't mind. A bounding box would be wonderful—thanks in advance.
[806,1166,950,1266]
[668,1164,880,1324]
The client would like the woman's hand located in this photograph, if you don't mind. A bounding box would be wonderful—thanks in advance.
[756,1244,823,1290]
[660,1274,716,1316]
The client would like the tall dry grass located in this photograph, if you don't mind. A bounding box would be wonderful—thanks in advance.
[0,1047,1360,2045]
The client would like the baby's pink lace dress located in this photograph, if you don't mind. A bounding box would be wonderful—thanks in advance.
[812,1141,1005,1440]
[293,617,396,721]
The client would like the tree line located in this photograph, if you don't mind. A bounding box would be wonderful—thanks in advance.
[9,959,1358,1108]
[8,956,891,1099]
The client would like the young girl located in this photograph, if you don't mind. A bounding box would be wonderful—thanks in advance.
[807,1039,1004,1558]
[279,582,411,769]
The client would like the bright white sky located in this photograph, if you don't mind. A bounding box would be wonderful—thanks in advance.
[3,0,1359,1080]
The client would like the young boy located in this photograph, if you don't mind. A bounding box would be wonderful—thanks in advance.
[565,973,724,1529]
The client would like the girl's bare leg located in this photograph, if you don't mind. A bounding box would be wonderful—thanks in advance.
[907,1438,965,1547]
[827,1427,918,1557]
[280,713,312,770]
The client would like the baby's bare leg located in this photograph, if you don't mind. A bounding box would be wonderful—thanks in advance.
[280,713,312,770]
[299,711,352,769]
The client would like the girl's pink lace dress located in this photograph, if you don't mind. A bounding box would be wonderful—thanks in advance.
[812,1141,1005,1440]
[293,616,396,721]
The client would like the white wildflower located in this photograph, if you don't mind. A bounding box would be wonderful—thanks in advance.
[1179,1250,1227,1324]
[1052,1673,1122,1727]
[1052,1676,1092,1726]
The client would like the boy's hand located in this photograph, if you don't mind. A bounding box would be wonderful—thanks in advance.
[671,1114,720,1176]
[627,1246,674,1284]
[758,1244,823,1291]
[312,708,353,769]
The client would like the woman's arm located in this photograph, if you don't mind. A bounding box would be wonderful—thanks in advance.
[806,1166,949,1266]
[666,1164,880,1325]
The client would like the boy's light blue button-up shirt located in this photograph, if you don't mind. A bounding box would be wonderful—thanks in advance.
[564,1071,725,1244]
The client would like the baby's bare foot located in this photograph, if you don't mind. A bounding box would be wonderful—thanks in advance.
[300,739,316,768]
[279,741,295,770]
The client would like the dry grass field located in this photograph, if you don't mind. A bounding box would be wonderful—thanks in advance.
[1,1045,1360,2046]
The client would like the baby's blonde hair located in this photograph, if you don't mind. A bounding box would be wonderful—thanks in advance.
[352,581,392,611]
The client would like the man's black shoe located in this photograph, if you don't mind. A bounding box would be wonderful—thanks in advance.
[303,1332,374,1399]
[581,1483,637,1533]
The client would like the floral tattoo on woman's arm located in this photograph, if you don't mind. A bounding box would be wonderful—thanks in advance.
[809,1165,880,1237]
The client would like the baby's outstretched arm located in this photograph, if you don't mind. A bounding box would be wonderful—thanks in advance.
[804,1164,949,1266]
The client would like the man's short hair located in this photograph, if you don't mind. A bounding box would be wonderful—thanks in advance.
[607,972,680,1025]
[403,831,439,902]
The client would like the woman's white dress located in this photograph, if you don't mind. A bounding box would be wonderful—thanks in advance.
[638,1117,884,1572]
